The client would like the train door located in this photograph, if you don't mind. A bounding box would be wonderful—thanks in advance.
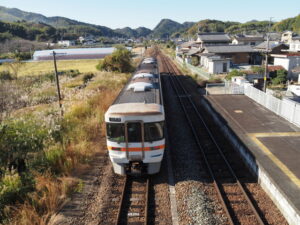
[125,121,145,161]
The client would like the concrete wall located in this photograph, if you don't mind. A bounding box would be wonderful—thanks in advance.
[274,57,290,70]
[211,60,230,74]
[274,56,300,75]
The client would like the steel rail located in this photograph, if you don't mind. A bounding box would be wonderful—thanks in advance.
[115,176,150,225]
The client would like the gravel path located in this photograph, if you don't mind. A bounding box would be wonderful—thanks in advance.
[162,74,225,225]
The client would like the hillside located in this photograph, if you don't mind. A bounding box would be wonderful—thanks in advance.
[185,19,240,37]
[115,27,152,38]
[0,6,122,38]
[273,14,300,33]
[0,20,58,42]
[151,19,195,38]
[185,15,300,37]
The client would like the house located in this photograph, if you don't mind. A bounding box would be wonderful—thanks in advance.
[254,41,288,54]
[57,40,76,47]
[266,32,281,41]
[271,53,300,80]
[196,32,231,48]
[199,54,230,74]
[289,36,300,52]
[232,35,264,46]
[176,41,200,61]
[281,31,300,44]
[202,45,259,64]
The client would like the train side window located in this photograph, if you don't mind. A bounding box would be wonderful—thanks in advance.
[144,122,164,142]
[106,123,125,142]
[127,122,142,142]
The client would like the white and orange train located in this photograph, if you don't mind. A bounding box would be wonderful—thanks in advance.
[105,57,165,175]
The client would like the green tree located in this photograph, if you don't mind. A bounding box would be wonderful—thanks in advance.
[272,69,287,85]
[96,46,133,73]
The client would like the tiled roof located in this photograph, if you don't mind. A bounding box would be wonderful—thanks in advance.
[234,35,264,42]
[254,41,286,50]
[197,33,231,42]
[180,41,198,48]
[204,45,255,53]
[292,36,300,40]
[268,65,285,72]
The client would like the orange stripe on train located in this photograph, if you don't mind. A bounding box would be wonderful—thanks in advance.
[108,145,165,152]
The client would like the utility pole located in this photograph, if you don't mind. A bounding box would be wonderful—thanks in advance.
[53,51,63,116]
[263,17,273,92]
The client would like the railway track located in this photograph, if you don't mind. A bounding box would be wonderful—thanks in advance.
[159,53,266,225]
[104,175,150,225]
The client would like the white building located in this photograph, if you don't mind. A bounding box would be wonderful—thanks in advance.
[289,37,300,52]
[232,35,264,46]
[200,54,230,74]
[272,53,300,80]
[57,40,76,47]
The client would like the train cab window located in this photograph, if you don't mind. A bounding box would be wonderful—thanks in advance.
[106,123,125,142]
[144,122,164,142]
[127,122,142,142]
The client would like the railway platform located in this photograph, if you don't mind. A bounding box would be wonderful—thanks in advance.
[201,94,300,225]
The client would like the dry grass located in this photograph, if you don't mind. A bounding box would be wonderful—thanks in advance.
[0,59,100,77]
[5,174,79,225]
[1,69,129,224]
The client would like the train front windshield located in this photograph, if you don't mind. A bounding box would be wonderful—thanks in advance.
[106,122,164,143]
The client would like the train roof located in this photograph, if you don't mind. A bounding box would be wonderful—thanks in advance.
[107,103,163,116]
[113,61,161,106]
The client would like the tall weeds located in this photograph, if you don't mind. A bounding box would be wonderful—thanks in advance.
[1,71,129,224]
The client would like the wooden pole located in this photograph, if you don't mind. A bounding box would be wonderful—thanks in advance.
[53,51,63,116]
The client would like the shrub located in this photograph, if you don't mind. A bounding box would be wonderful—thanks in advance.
[58,69,80,78]
[97,46,134,73]
[13,52,32,61]
[0,71,13,81]
[251,66,264,74]
[0,118,48,174]
[191,56,199,66]
[225,69,244,80]
[82,73,94,84]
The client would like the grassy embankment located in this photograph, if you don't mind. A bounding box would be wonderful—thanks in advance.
[0,58,131,224]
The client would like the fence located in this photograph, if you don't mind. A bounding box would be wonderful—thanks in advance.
[244,84,300,127]
[205,82,300,127]
[206,82,245,95]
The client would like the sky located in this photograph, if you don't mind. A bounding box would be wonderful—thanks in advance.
[0,0,299,29]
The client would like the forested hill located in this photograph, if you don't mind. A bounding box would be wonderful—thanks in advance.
[184,15,300,37]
